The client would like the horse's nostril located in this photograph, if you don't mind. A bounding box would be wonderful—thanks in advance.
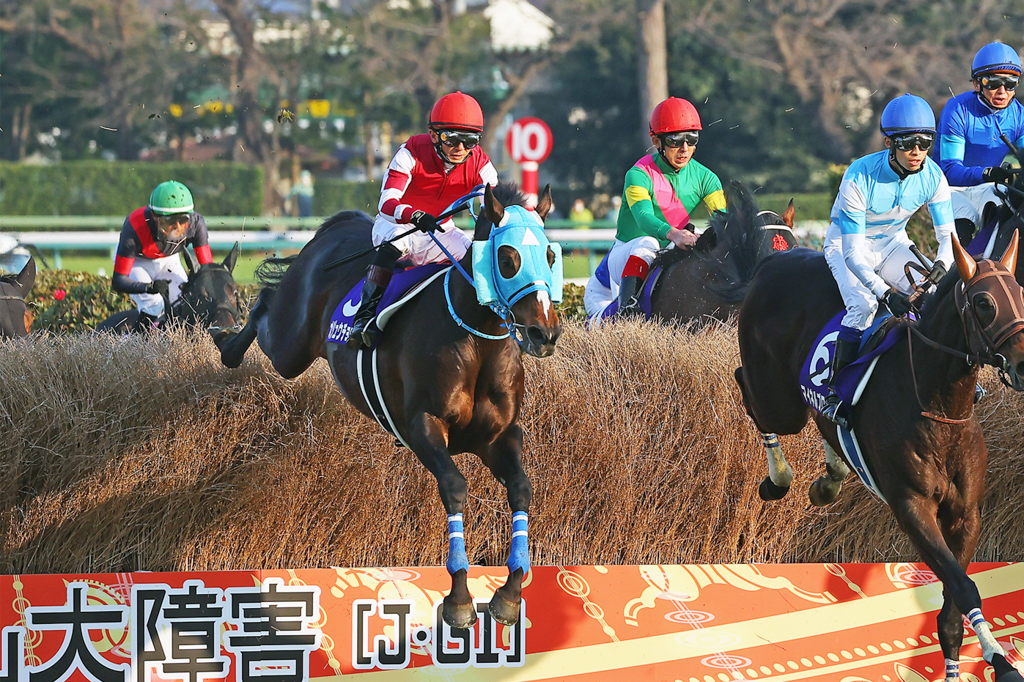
[1016,360,1024,378]
[527,326,549,345]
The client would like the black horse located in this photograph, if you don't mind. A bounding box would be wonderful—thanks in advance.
[216,183,561,629]
[0,257,36,338]
[734,234,1024,682]
[96,244,242,336]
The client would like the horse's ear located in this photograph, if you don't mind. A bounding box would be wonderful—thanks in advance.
[536,185,553,221]
[15,256,36,297]
[952,232,977,281]
[183,247,201,276]
[479,184,504,240]
[223,242,240,273]
[999,229,1019,274]
[782,199,795,229]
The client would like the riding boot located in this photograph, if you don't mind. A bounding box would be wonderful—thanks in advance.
[347,243,401,349]
[821,337,860,429]
[617,275,644,319]
[955,218,977,247]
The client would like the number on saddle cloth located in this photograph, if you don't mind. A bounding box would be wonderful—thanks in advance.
[325,262,451,348]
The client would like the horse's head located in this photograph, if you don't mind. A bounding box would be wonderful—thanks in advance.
[952,229,1024,389]
[176,243,243,338]
[0,257,35,339]
[755,200,797,256]
[470,183,562,357]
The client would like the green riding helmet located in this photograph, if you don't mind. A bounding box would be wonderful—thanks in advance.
[148,181,194,215]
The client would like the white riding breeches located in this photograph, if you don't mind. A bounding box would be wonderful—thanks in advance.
[607,236,661,287]
[117,255,187,317]
[823,227,919,331]
[372,215,472,267]
[583,274,617,320]
[949,183,1001,227]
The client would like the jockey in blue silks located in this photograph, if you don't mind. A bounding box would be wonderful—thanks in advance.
[821,94,955,427]
[934,42,1024,244]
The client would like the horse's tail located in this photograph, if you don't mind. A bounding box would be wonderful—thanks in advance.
[696,181,772,302]
[254,256,298,290]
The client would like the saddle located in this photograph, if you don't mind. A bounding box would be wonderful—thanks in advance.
[325,262,449,348]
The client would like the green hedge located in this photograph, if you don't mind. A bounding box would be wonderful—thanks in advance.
[0,162,263,216]
[314,179,381,215]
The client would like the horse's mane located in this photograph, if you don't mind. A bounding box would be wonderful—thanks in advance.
[652,182,774,302]
[256,210,373,289]
[916,267,962,335]
[490,181,528,208]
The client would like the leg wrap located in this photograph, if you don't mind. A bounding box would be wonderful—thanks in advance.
[967,608,1006,661]
[507,512,530,575]
[446,514,469,575]
[945,658,959,681]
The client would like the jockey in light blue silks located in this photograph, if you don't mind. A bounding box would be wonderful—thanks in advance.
[934,42,1024,245]
[821,94,956,427]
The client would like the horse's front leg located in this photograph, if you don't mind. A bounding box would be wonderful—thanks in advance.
[407,413,476,630]
[217,287,274,368]
[480,423,532,626]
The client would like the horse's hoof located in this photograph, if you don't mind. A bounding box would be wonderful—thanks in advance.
[992,653,1024,681]
[487,593,521,626]
[442,597,477,630]
[808,479,840,507]
[759,476,790,501]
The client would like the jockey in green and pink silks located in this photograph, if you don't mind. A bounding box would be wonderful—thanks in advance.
[591,97,726,318]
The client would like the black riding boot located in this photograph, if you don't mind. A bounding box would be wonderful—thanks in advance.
[821,337,860,429]
[347,243,401,349]
[617,275,644,319]
[955,218,977,247]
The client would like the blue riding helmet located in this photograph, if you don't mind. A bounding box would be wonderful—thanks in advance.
[472,205,563,313]
[879,94,936,137]
[972,42,1022,78]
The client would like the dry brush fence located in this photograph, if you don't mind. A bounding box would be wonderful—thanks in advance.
[1,320,1022,575]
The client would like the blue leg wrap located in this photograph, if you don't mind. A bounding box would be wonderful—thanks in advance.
[945,659,959,680]
[507,512,530,575]
[967,607,987,632]
[446,514,469,575]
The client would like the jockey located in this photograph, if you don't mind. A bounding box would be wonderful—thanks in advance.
[821,94,955,427]
[347,91,498,348]
[112,181,213,331]
[934,42,1024,243]
[604,97,726,317]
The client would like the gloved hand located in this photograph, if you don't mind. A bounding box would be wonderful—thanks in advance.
[410,210,441,233]
[982,166,1013,183]
[926,261,947,286]
[881,289,912,316]
[147,279,170,299]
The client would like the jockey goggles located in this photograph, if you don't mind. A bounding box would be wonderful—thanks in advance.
[978,74,1019,91]
[436,129,481,149]
[660,131,700,148]
[891,133,935,152]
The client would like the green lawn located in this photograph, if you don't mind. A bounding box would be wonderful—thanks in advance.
[47,251,596,284]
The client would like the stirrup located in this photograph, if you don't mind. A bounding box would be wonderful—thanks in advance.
[346,319,380,349]
[821,395,850,430]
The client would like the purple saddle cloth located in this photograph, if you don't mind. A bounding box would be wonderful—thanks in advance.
[799,312,903,414]
[594,267,663,322]
[325,262,449,347]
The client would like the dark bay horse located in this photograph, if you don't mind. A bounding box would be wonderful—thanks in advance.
[0,257,36,338]
[649,182,796,324]
[216,183,561,629]
[96,244,242,336]
[734,234,1024,682]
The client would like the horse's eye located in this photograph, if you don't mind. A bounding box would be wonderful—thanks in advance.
[975,292,997,326]
[497,245,520,279]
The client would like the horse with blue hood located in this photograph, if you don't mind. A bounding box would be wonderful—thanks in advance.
[217,181,563,629]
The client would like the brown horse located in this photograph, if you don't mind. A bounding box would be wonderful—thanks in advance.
[734,233,1024,682]
[0,257,36,338]
[216,182,561,629]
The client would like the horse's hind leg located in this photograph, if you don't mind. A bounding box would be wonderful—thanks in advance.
[406,414,476,630]
[479,423,532,627]
[893,495,1022,682]
[217,287,275,368]
[808,438,850,506]
[735,367,792,500]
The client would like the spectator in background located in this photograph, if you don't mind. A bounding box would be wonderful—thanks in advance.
[288,170,316,218]
[606,195,622,222]
[569,198,594,228]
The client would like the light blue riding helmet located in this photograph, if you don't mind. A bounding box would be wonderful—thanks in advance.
[971,42,1022,78]
[472,205,563,314]
[879,94,936,137]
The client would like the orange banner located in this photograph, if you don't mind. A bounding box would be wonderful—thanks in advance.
[1,564,1023,681]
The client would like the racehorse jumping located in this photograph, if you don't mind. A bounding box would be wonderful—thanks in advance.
[96,244,242,337]
[734,234,1024,681]
[650,181,796,323]
[216,183,562,629]
[0,256,36,338]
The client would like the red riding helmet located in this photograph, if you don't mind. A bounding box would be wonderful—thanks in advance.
[649,97,702,134]
[429,92,484,132]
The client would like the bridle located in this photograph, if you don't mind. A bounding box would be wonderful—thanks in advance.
[173,267,243,335]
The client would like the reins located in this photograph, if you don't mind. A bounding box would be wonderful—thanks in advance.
[906,327,975,424]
